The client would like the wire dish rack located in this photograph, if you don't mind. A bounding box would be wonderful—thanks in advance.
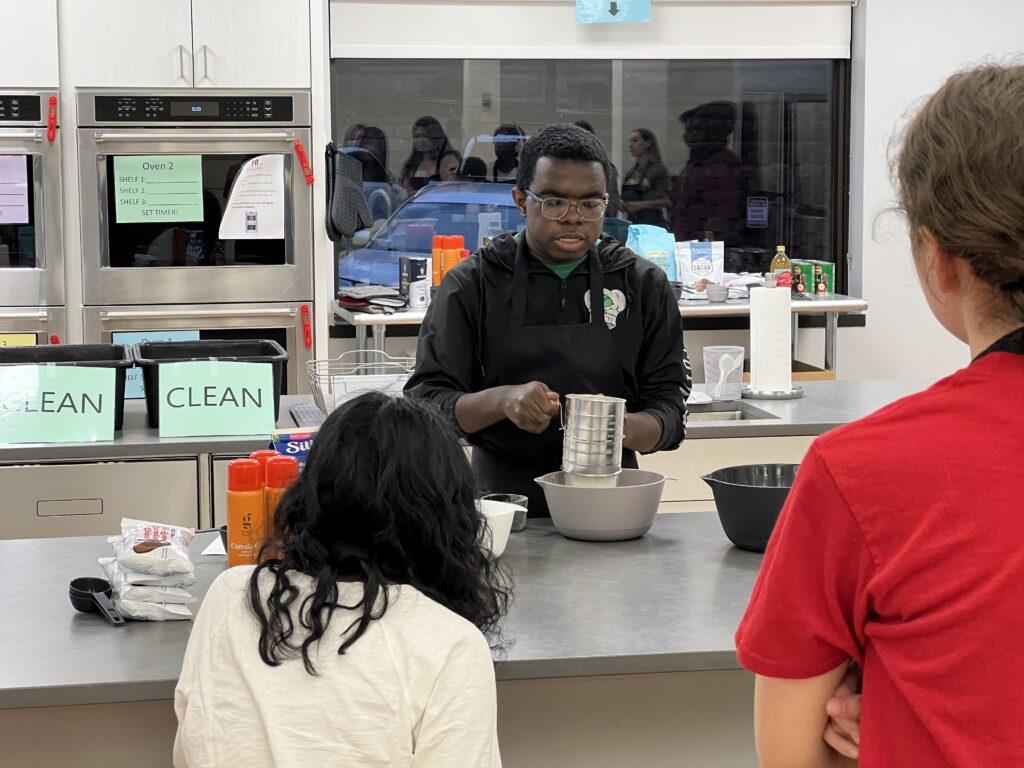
[306,350,416,414]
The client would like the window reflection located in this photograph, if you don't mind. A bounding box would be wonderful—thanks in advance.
[332,58,841,283]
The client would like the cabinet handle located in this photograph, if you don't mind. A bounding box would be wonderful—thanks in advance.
[200,45,209,83]
[177,44,189,83]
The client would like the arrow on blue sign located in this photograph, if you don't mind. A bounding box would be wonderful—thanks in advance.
[577,0,650,24]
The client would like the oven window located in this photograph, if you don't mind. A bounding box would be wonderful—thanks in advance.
[104,154,289,268]
[0,155,37,269]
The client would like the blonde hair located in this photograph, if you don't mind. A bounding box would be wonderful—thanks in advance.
[896,62,1024,320]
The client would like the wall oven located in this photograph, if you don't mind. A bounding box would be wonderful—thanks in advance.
[0,90,63,311]
[76,89,313,306]
[84,301,312,396]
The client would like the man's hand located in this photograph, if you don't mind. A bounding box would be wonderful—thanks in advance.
[823,663,862,760]
[500,382,560,434]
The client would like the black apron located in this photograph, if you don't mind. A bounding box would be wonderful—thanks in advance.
[622,164,667,227]
[471,238,638,517]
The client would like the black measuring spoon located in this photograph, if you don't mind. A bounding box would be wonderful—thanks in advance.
[69,577,126,627]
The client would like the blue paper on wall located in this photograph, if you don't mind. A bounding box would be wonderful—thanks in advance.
[577,0,650,24]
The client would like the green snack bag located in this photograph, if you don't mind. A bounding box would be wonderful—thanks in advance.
[811,261,835,294]
[791,260,814,296]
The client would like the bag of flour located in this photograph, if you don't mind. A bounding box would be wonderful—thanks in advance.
[675,240,725,297]
[626,224,677,282]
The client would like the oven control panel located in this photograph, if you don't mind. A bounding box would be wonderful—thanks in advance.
[0,95,42,122]
[94,95,294,122]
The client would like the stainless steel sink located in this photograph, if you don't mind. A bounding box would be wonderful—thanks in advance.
[686,401,778,422]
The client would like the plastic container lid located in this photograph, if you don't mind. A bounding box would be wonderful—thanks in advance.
[228,459,262,492]
[249,450,280,483]
[266,455,300,489]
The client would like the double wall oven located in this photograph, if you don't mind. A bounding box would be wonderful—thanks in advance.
[76,89,314,391]
[0,90,65,346]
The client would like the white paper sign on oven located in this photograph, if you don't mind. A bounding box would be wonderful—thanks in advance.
[219,154,285,240]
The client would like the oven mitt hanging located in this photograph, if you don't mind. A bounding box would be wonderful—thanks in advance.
[325,142,372,241]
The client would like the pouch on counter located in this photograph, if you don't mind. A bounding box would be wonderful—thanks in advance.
[675,240,725,297]
[626,224,677,282]
[109,518,195,577]
[115,598,193,621]
[99,557,194,604]
[269,426,319,470]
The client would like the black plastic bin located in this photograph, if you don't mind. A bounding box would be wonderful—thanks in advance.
[131,339,288,428]
[0,344,133,431]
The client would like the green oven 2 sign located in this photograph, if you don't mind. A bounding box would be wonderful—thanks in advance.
[113,154,204,223]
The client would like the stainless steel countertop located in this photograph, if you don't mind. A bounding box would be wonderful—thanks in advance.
[684,378,934,438]
[0,380,936,462]
[0,513,759,709]
[333,292,868,326]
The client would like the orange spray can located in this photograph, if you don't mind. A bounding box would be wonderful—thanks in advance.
[226,459,264,567]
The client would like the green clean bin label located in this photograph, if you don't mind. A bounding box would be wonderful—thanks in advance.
[0,366,116,444]
[114,155,203,223]
[158,361,275,438]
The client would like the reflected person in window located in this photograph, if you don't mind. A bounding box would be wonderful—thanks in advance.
[669,102,742,242]
[620,128,671,227]
[400,116,449,195]
[356,126,390,184]
[491,122,526,182]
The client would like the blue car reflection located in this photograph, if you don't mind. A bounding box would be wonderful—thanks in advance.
[338,181,525,287]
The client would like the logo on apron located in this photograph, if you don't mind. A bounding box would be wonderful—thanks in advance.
[584,288,627,329]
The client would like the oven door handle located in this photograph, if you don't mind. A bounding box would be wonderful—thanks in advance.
[91,131,297,143]
[0,131,44,142]
[99,308,298,321]
[0,311,48,321]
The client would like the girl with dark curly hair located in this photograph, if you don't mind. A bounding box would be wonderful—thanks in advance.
[174,392,511,767]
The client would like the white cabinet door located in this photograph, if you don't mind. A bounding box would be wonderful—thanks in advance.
[0,1,59,87]
[59,0,194,87]
[191,0,311,88]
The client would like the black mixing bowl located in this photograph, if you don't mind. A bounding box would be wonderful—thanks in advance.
[702,464,799,552]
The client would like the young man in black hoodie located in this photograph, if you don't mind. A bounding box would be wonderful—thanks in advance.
[406,123,691,516]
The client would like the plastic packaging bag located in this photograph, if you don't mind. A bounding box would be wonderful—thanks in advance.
[94,558,195,588]
[675,240,725,297]
[108,518,195,576]
[626,224,677,281]
[115,598,193,621]
[99,557,195,604]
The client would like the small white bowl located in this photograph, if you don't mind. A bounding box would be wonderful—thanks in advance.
[705,284,729,302]
[478,499,516,557]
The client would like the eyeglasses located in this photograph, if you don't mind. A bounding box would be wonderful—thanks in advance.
[522,189,609,222]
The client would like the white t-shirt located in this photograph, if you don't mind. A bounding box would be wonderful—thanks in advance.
[173,566,501,768]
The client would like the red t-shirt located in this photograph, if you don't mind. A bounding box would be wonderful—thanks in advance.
[736,347,1024,767]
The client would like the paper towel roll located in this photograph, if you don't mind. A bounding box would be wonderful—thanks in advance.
[749,287,792,392]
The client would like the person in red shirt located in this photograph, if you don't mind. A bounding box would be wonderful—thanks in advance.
[735,62,1024,767]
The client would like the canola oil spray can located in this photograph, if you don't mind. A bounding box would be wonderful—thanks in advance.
[226,458,264,567]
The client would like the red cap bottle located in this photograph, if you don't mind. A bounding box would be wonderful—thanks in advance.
[248,450,279,484]
[229,459,262,492]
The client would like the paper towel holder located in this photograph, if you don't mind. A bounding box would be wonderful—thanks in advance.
[742,385,805,400]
